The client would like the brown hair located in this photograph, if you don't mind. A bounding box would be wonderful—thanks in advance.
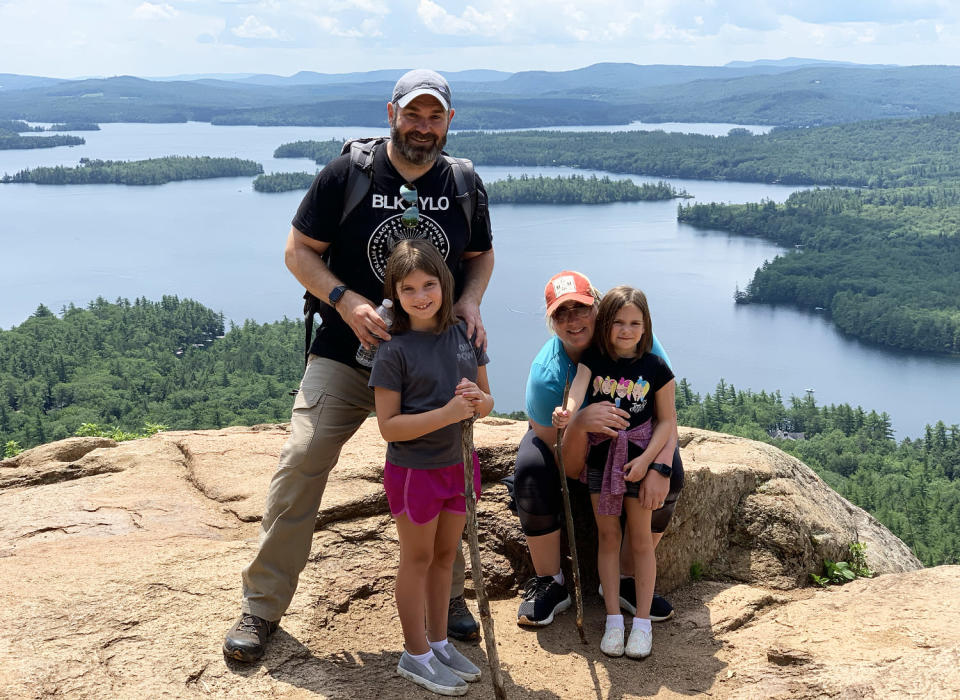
[593,285,653,358]
[383,239,457,334]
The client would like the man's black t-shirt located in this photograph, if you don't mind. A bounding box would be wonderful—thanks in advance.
[292,144,493,368]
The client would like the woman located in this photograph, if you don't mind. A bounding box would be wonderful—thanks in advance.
[513,270,684,627]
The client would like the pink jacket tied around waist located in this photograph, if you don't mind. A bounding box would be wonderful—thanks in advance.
[582,419,653,516]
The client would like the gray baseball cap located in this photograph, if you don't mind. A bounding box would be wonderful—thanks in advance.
[392,69,451,111]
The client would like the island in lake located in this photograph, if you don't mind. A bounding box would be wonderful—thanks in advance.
[253,170,689,203]
[2,156,263,185]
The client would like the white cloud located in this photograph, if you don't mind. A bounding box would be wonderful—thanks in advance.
[231,14,281,39]
[334,0,389,14]
[133,2,178,20]
[417,0,509,37]
[2,0,960,78]
[311,13,382,37]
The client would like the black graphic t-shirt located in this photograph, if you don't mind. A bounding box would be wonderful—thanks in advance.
[579,347,675,469]
[292,144,493,367]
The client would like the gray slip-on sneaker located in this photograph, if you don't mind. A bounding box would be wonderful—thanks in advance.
[397,651,468,696]
[433,642,481,681]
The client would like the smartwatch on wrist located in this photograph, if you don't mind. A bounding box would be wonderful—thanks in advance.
[649,462,673,478]
[328,285,348,307]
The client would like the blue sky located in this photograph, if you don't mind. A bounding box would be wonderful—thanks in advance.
[3,1,960,78]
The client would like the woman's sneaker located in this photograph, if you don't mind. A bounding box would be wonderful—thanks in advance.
[517,575,571,626]
[650,593,674,622]
[625,626,653,659]
[397,651,467,696]
[600,626,625,657]
[433,642,481,681]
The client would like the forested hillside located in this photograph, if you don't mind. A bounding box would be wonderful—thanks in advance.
[0,298,300,448]
[678,187,960,355]
[5,64,960,128]
[446,114,960,187]
[676,379,960,567]
[277,114,960,187]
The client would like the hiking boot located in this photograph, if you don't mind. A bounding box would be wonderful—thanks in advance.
[517,575,571,627]
[625,626,653,659]
[600,626,625,657]
[397,651,468,696]
[433,642,481,681]
[599,580,675,621]
[223,613,279,663]
[447,594,480,641]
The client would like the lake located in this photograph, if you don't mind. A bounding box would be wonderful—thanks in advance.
[2,122,958,438]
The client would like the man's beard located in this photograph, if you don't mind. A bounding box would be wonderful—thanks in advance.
[390,118,446,166]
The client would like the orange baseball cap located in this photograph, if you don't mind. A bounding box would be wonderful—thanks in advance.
[544,270,596,316]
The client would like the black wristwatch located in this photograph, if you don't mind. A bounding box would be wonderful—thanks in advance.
[328,285,348,307]
[649,462,673,478]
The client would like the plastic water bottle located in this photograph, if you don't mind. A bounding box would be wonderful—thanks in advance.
[355,299,394,367]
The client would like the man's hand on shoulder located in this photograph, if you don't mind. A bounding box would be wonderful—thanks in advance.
[455,248,493,351]
[340,291,392,349]
[452,298,486,351]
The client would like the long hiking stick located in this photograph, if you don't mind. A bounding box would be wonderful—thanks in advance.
[461,418,507,700]
[556,378,587,644]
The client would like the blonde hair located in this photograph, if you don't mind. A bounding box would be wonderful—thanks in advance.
[383,239,457,334]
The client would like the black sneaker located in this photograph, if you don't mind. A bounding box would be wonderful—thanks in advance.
[600,578,638,616]
[650,593,674,622]
[517,575,571,627]
[223,613,279,663]
[599,579,674,622]
[447,594,480,641]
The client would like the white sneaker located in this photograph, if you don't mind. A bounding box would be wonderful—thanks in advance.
[600,627,624,657]
[625,626,652,659]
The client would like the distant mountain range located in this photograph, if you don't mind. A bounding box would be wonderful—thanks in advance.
[2,60,959,129]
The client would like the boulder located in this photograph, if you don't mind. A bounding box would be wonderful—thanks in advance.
[2,419,950,700]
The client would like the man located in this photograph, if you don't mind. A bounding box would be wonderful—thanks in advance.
[224,69,495,663]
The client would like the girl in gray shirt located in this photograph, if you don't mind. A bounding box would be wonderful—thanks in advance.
[369,239,493,694]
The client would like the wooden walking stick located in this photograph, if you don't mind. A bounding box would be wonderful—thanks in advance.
[461,417,507,700]
[556,378,587,644]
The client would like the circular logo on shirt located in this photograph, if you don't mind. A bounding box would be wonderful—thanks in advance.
[367,214,450,281]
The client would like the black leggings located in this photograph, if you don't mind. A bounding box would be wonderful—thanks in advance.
[513,428,684,536]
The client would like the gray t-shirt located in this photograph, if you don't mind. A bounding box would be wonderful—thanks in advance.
[369,321,489,469]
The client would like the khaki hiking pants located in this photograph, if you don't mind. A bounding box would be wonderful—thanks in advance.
[241,355,467,621]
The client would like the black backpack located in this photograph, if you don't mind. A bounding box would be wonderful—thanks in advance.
[300,137,479,365]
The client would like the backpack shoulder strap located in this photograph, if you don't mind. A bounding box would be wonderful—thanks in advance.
[441,153,477,233]
[302,137,386,367]
[340,137,387,225]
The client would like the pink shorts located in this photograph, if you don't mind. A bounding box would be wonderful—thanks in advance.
[384,453,482,525]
